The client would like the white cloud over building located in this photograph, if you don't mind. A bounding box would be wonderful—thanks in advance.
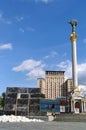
[57,60,86,90]
[12,59,45,79]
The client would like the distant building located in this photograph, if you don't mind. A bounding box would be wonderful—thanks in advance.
[37,78,46,95]
[45,71,65,99]
[4,87,41,116]
[37,71,73,100]
[65,79,73,97]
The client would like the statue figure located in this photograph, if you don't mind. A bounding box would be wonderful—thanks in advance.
[69,20,78,33]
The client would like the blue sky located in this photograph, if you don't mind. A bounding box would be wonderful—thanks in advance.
[0,0,86,95]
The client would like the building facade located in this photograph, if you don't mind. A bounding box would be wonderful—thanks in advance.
[37,78,46,95]
[37,72,74,100]
[45,71,65,99]
[65,79,73,97]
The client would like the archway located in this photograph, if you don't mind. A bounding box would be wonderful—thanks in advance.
[74,101,80,113]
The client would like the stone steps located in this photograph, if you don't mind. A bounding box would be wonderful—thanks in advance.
[54,113,86,122]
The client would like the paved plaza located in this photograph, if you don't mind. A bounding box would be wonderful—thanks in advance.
[0,122,86,130]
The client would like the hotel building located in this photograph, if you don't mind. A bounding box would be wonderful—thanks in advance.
[45,71,65,99]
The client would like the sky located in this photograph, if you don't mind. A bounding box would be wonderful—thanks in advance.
[0,0,86,95]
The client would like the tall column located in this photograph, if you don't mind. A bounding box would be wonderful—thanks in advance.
[69,20,78,90]
[81,101,84,112]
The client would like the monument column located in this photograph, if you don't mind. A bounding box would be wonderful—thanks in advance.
[69,20,78,90]
[69,20,86,114]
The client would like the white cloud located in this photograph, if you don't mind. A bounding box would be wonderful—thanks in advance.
[57,60,86,86]
[44,55,50,59]
[12,56,86,85]
[12,59,45,79]
[44,51,58,59]
[35,0,53,4]
[79,85,86,91]
[78,63,86,85]
[0,43,13,50]
[57,60,72,79]
[19,0,53,3]
[79,85,86,96]
[19,27,35,33]
[12,59,42,71]
[27,68,45,79]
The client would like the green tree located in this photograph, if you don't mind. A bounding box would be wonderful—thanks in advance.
[41,93,45,98]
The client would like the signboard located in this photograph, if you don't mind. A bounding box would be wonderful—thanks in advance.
[40,99,60,112]
[75,108,79,113]
[60,106,65,112]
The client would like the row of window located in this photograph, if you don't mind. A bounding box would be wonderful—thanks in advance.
[46,71,64,75]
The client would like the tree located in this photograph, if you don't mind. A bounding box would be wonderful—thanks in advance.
[41,93,45,98]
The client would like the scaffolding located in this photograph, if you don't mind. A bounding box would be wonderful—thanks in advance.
[5,87,41,116]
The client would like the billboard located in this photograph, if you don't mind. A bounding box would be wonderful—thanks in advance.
[40,99,60,112]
